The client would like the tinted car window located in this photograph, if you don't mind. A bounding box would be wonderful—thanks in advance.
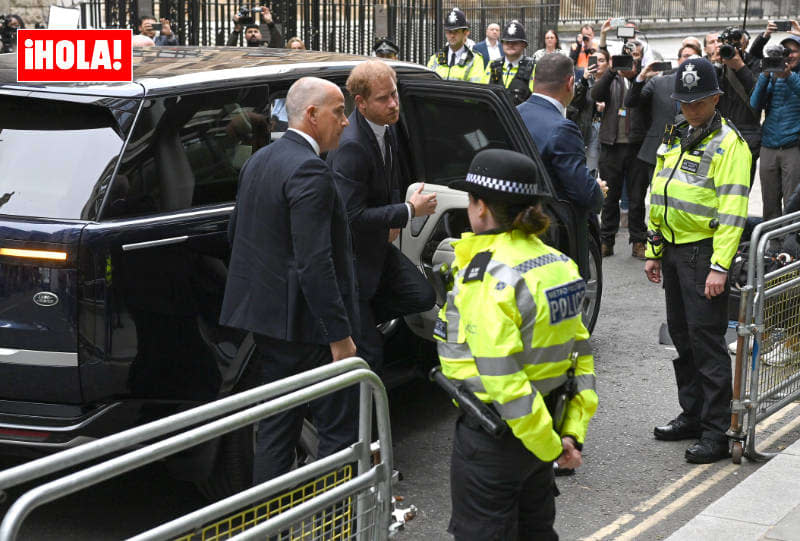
[402,94,515,182]
[0,97,126,219]
[106,86,269,219]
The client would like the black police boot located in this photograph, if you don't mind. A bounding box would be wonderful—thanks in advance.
[653,417,702,441]
[685,438,731,464]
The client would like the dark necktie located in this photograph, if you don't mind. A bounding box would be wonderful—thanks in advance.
[383,128,393,169]
[449,51,455,67]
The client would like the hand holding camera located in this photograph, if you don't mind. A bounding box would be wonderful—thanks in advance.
[159,18,172,36]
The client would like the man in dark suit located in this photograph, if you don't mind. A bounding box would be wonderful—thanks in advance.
[221,77,358,484]
[517,53,605,213]
[328,61,437,374]
[473,22,504,66]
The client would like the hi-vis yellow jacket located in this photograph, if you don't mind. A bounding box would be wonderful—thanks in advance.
[645,116,751,269]
[426,46,485,83]
[435,229,597,462]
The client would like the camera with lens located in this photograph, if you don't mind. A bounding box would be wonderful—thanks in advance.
[762,44,790,73]
[718,27,743,60]
[235,6,261,25]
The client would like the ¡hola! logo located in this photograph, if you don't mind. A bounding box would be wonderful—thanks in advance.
[16,29,132,83]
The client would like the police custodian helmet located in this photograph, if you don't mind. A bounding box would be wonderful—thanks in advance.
[450,149,547,204]
[373,37,399,58]
[443,7,469,30]
[501,20,528,44]
[671,57,723,103]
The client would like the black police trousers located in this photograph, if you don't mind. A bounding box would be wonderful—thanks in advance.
[449,416,559,541]
[662,238,732,442]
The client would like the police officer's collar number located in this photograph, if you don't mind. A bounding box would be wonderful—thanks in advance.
[463,251,492,282]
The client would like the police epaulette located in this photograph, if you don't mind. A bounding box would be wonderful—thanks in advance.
[722,116,746,142]
[517,57,535,79]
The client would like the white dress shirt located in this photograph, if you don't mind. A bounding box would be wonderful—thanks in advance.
[486,39,502,61]
[532,92,567,118]
[288,128,320,155]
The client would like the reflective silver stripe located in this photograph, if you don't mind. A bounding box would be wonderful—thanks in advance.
[651,193,716,217]
[664,197,716,218]
[716,183,749,198]
[532,373,569,394]
[718,213,747,228]
[444,272,463,343]
[656,167,674,179]
[463,376,487,394]
[575,373,597,393]
[486,259,537,349]
[476,341,577,371]
[495,391,535,420]
[475,355,521,377]
[574,339,592,357]
[658,166,714,190]
[697,126,730,177]
[0,349,78,367]
[438,341,472,360]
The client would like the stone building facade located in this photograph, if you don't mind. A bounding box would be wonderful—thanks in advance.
[2,0,76,28]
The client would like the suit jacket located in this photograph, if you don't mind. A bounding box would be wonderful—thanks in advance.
[220,130,358,345]
[625,73,679,166]
[473,39,504,66]
[327,110,408,299]
[517,95,604,213]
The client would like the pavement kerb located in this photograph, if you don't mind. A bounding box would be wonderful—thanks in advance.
[666,438,800,541]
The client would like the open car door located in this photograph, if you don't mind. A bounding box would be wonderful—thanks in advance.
[395,80,601,340]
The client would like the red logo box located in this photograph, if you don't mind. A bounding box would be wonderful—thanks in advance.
[17,29,132,83]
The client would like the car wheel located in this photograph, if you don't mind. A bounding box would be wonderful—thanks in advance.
[582,235,602,334]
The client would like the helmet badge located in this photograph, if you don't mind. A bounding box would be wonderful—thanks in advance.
[508,23,517,36]
[682,63,700,90]
[448,10,458,24]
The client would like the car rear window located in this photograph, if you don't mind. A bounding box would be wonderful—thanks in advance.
[0,96,127,219]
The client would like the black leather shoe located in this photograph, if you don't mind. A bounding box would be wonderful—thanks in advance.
[653,418,702,441]
[685,438,731,464]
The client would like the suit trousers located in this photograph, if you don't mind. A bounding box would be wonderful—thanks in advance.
[599,143,649,245]
[251,334,359,484]
[358,244,436,374]
[662,239,731,442]
[448,417,559,541]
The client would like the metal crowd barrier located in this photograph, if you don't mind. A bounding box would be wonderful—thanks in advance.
[0,357,395,540]
[729,211,800,463]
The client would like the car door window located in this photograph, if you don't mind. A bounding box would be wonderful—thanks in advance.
[105,86,269,219]
[401,94,516,183]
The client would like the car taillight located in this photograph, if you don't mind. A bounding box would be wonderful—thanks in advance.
[0,427,50,441]
[0,247,68,261]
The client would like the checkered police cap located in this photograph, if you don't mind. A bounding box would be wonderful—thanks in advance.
[450,148,546,204]
[465,173,538,195]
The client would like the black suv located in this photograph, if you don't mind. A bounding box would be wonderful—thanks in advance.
[0,47,601,497]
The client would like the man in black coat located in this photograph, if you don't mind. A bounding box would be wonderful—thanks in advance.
[221,77,358,484]
[328,60,437,373]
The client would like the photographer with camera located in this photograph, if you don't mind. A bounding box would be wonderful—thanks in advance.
[226,6,283,48]
[0,14,24,54]
[715,27,761,187]
[137,15,177,46]
[569,24,598,68]
[746,20,800,70]
[591,40,649,259]
[750,35,800,221]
